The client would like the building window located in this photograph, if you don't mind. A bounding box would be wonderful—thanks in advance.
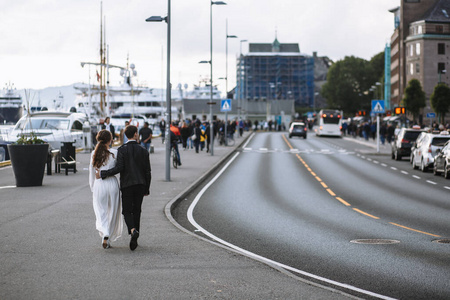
[416,43,421,55]
[410,63,414,75]
[418,25,422,34]
[438,62,446,73]
[436,25,444,33]
[410,45,414,56]
[416,63,420,73]
[438,43,445,54]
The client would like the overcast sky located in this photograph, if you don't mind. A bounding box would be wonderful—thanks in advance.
[1,0,397,94]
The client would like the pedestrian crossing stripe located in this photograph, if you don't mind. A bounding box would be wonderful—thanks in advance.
[241,148,354,155]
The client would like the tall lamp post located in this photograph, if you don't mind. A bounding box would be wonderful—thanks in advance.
[225,19,237,145]
[238,39,247,122]
[146,0,171,181]
[201,1,226,156]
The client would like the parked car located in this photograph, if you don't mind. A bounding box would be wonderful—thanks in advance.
[391,127,425,160]
[6,112,88,150]
[433,140,450,179]
[289,122,307,139]
[411,131,450,172]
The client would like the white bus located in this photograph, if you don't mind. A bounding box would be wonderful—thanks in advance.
[316,109,343,137]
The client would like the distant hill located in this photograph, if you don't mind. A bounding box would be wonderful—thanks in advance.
[19,84,79,111]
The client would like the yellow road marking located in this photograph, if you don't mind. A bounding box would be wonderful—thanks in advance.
[326,189,336,196]
[353,208,380,219]
[336,197,351,206]
[282,134,442,238]
[389,222,441,237]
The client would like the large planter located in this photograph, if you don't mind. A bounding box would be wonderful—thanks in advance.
[7,144,49,187]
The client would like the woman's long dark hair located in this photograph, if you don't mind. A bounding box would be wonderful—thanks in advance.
[92,130,114,168]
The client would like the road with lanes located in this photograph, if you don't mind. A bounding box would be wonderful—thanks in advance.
[181,132,450,299]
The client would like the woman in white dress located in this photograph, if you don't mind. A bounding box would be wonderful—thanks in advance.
[89,130,123,249]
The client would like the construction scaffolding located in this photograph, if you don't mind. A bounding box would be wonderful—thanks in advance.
[236,41,314,109]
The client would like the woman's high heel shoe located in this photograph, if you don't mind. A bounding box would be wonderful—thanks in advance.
[102,237,110,249]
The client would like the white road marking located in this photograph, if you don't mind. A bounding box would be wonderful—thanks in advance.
[187,151,396,300]
[0,185,15,189]
[412,175,421,179]
[401,171,408,175]
[391,167,398,170]
[381,163,387,167]
[426,180,437,185]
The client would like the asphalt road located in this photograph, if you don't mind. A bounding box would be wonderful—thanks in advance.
[182,132,450,299]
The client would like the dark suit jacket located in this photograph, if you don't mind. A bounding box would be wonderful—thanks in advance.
[101,141,151,194]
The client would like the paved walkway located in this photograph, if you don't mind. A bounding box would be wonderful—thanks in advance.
[343,134,392,156]
[0,133,355,300]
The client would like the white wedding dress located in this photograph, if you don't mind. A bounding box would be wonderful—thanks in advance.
[89,148,123,241]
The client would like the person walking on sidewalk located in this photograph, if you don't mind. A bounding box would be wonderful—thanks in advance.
[89,130,123,249]
[139,122,153,152]
[98,125,151,251]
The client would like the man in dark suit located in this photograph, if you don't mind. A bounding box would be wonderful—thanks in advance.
[98,125,151,251]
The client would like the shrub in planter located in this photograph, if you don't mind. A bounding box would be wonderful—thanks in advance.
[7,132,49,187]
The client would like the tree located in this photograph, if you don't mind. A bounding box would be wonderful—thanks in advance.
[321,56,373,114]
[402,79,426,123]
[430,83,450,124]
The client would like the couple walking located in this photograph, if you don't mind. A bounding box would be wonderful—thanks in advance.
[89,125,151,250]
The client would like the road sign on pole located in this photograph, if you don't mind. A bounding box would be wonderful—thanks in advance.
[221,99,232,112]
[426,112,436,118]
[371,100,385,114]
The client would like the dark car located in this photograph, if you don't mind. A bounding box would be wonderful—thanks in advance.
[289,122,307,139]
[433,139,450,179]
[391,127,425,161]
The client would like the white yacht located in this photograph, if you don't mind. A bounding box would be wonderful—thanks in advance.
[0,83,23,125]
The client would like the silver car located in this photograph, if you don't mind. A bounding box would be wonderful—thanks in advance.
[411,131,450,172]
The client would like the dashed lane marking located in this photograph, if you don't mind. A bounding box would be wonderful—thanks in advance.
[281,134,443,239]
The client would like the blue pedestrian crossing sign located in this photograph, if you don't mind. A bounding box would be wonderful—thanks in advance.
[221,99,232,112]
[371,100,385,114]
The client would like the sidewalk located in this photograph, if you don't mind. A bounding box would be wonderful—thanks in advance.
[343,134,392,156]
[0,133,352,300]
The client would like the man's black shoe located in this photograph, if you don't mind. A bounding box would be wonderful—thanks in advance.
[130,230,139,251]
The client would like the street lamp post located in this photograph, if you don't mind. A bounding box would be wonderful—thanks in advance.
[238,39,247,122]
[146,0,171,181]
[225,19,237,146]
[208,1,226,155]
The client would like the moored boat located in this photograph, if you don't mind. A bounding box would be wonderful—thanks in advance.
[0,83,23,125]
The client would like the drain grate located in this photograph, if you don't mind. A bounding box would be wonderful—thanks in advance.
[433,239,450,244]
[350,239,400,245]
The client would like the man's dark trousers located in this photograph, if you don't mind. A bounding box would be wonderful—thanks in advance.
[121,184,146,234]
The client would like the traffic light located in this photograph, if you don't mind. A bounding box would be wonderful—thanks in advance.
[394,107,406,115]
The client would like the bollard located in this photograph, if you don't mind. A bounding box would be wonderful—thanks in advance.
[82,122,92,153]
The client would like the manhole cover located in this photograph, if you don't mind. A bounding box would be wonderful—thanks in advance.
[433,239,450,244]
[350,239,400,245]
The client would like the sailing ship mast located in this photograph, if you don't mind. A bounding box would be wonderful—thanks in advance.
[99,1,106,113]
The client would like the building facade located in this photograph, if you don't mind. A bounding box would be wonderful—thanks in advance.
[390,0,450,123]
[236,39,314,108]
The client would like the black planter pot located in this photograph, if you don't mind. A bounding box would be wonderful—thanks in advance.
[7,144,49,187]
